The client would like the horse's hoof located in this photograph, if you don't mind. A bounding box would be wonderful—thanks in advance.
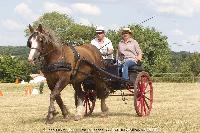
[63,115,70,121]
[101,106,109,112]
[45,119,54,124]
[46,113,54,124]
[74,115,83,121]
[53,111,59,116]
[100,112,108,117]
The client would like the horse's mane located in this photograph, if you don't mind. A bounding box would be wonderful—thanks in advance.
[43,27,63,48]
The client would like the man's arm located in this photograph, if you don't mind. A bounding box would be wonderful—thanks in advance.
[107,41,113,55]
[134,41,142,61]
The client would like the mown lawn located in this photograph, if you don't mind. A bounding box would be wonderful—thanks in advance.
[0,83,200,133]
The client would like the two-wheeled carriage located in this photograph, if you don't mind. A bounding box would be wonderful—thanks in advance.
[81,59,153,117]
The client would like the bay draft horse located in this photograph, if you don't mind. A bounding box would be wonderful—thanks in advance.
[27,24,109,124]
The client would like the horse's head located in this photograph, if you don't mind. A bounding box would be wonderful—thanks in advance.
[27,24,55,64]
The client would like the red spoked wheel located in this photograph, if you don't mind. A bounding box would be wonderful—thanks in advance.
[134,71,153,116]
[83,90,96,116]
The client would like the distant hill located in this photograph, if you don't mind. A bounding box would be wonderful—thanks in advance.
[0,46,194,57]
[0,46,29,58]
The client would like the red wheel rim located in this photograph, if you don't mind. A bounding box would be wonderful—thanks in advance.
[134,72,153,116]
[83,90,96,116]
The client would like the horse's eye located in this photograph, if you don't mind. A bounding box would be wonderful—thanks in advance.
[39,37,43,41]
[27,40,32,48]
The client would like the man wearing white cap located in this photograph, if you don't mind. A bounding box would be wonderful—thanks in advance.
[118,27,142,80]
[91,26,114,59]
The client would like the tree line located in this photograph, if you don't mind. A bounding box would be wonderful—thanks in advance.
[0,12,199,83]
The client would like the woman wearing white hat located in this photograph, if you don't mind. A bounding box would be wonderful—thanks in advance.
[91,26,114,59]
[118,27,142,80]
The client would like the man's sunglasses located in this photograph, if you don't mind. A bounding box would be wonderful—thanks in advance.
[96,32,104,34]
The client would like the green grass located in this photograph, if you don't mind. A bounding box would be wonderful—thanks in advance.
[0,83,200,133]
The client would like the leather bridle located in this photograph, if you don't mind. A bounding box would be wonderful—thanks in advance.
[27,32,55,62]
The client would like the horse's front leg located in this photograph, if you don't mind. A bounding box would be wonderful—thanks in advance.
[55,95,70,120]
[46,78,69,124]
[73,83,85,121]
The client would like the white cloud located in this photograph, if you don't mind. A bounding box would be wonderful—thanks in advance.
[187,35,200,43]
[71,3,101,16]
[44,2,72,15]
[151,0,200,17]
[25,0,32,4]
[15,3,37,20]
[1,19,23,31]
[0,31,26,46]
[78,18,91,26]
[172,29,183,36]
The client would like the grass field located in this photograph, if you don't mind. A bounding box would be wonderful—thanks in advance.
[0,83,200,133]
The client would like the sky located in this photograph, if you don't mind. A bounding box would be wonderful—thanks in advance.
[0,0,200,52]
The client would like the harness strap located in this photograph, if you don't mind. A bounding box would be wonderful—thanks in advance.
[70,58,96,83]
[68,45,81,82]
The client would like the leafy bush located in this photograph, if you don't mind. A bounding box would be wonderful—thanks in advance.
[152,73,195,83]
[0,55,32,83]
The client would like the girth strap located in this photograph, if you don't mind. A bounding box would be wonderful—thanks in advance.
[41,60,72,73]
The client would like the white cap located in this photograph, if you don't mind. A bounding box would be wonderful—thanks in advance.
[96,26,105,33]
[122,27,131,33]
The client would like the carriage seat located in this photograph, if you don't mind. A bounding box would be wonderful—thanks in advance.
[128,62,144,72]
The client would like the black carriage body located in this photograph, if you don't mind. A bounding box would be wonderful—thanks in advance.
[82,59,145,91]
[104,62,145,90]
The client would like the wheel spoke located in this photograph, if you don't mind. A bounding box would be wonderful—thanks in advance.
[137,95,142,101]
[143,98,147,115]
[137,100,141,109]
[144,96,150,101]
[138,82,142,92]
[140,98,143,115]
[142,76,147,89]
[144,80,149,91]
[145,89,150,94]
[144,99,150,110]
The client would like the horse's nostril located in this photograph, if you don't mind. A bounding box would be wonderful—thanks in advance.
[28,60,35,65]
[28,58,33,62]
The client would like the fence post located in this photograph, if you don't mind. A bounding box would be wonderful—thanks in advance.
[192,74,195,83]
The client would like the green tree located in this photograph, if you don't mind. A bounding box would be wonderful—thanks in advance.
[170,51,191,73]
[0,55,32,83]
[25,12,96,44]
[180,53,200,76]
[131,25,171,74]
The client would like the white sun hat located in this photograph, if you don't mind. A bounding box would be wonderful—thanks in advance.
[96,26,105,33]
[122,27,132,34]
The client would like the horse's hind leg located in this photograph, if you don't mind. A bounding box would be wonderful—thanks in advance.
[55,95,70,120]
[73,82,85,121]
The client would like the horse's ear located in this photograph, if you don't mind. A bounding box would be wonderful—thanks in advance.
[29,24,34,33]
[37,24,44,33]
